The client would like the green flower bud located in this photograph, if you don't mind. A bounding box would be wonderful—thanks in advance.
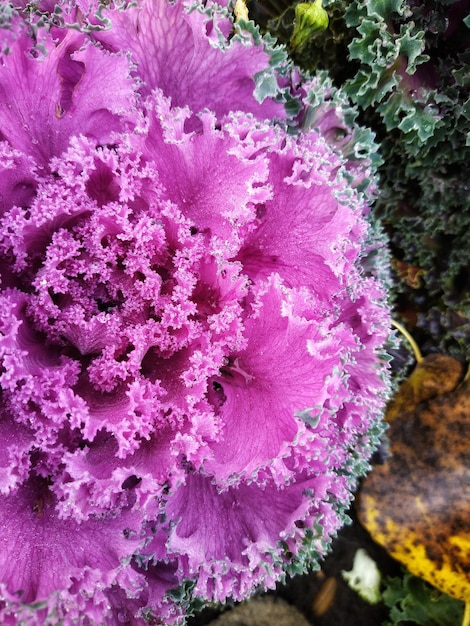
[290,0,329,51]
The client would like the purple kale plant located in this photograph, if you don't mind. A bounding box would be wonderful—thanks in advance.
[0,0,391,623]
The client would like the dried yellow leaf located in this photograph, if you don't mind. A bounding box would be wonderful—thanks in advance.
[358,356,470,603]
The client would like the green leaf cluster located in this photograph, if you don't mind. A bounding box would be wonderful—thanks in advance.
[254,0,470,360]
[382,573,465,626]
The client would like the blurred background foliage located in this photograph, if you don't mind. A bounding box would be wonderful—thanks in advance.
[249,0,470,361]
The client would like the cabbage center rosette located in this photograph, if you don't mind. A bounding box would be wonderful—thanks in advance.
[0,0,391,624]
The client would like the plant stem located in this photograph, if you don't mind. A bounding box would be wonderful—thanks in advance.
[462,601,470,626]
[391,320,423,363]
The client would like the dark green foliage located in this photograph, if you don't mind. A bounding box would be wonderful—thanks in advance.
[382,572,465,626]
[346,0,470,359]
[252,0,470,360]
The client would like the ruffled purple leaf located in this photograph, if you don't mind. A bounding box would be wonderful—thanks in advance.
[0,27,137,173]
[0,476,142,622]
[92,0,287,119]
[204,276,343,485]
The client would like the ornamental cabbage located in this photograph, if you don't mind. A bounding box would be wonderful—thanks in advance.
[0,1,391,624]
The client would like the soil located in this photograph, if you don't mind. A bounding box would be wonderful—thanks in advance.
[188,506,403,626]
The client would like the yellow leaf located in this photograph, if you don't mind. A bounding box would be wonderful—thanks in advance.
[358,355,470,603]
[386,353,463,422]
[234,0,249,23]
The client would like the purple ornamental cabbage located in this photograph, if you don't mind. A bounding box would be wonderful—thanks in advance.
[0,1,391,624]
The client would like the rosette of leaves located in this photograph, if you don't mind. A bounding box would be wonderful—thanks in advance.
[0,1,392,624]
